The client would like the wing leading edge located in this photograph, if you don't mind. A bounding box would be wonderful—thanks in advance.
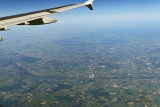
[0,0,94,31]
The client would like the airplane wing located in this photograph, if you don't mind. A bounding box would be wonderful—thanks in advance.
[0,0,94,31]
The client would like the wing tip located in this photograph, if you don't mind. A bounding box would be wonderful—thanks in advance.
[86,4,93,10]
[84,0,94,10]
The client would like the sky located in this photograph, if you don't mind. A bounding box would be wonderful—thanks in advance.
[1,0,160,36]
[1,0,160,21]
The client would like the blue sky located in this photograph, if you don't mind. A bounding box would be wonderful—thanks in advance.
[1,0,160,36]
[1,0,160,19]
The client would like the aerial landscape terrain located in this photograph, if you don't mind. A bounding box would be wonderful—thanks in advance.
[1,23,160,107]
